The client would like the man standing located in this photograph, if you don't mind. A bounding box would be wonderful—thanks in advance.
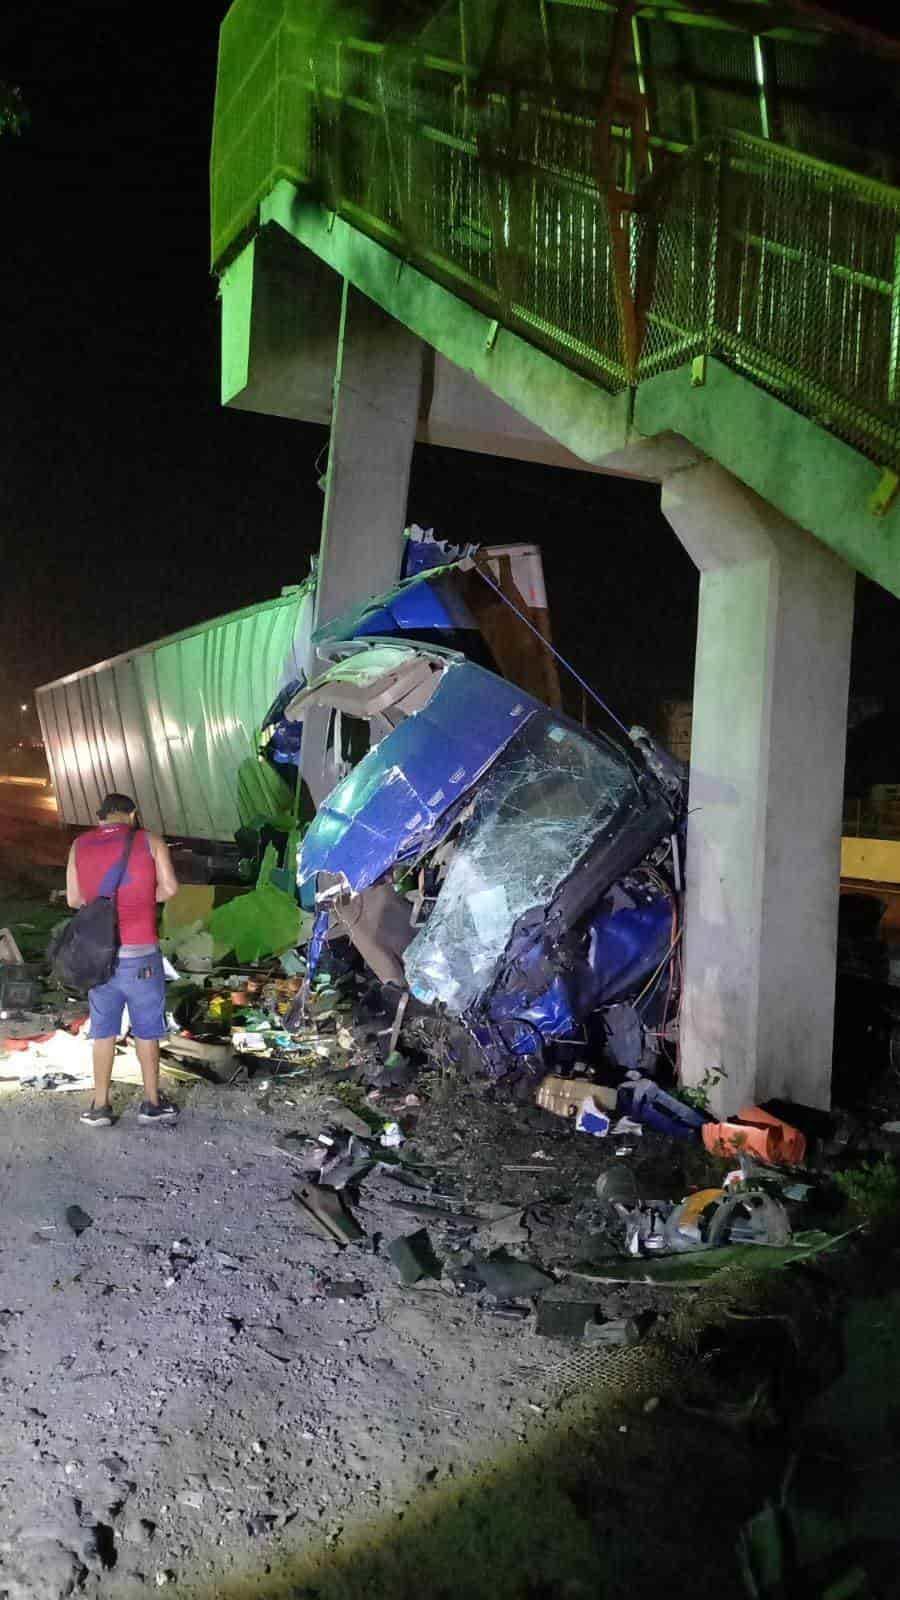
[66,792,179,1127]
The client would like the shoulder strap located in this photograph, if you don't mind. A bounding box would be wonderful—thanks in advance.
[108,827,138,900]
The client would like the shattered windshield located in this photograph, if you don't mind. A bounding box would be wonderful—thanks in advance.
[403,713,638,1013]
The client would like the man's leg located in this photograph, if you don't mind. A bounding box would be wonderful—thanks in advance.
[126,954,177,1122]
[135,1037,160,1106]
[84,973,122,1122]
[91,1037,116,1108]
[135,1037,177,1122]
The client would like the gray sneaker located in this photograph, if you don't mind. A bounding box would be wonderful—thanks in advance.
[138,1096,179,1124]
[80,1104,114,1128]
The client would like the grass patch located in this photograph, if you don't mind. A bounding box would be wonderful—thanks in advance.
[834,1156,900,1224]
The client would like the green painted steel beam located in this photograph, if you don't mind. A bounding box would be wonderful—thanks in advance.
[220,236,255,402]
[635,359,900,598]
[259,183,633,461]
[255,184,900,597]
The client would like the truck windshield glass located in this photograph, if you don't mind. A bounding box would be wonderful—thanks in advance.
[403,714,636,1012]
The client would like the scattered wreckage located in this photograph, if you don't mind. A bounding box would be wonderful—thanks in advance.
[9,537,896,1600]
[35,526,559,871]
[15,532,897,1307]
[32,515,895,1097]
[284,638,686,1084]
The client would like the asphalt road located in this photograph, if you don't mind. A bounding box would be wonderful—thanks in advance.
[0,777,69,875]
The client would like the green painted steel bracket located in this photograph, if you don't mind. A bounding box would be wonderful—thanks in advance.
[869,469,900,520]
[636,361,900,599]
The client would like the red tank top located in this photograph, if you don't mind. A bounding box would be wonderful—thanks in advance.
[75,826,158,946]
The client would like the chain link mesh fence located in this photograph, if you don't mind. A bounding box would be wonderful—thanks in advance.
[212,0,900,470]
[713,136,900,465]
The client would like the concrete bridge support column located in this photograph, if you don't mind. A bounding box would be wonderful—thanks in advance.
[313,280,424,628]
[661,460,854,1113]
[301,281,424,803]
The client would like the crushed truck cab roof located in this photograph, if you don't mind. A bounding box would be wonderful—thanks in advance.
[297,646,543,894]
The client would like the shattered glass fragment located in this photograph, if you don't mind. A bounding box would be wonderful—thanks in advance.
[404,716,635,1013]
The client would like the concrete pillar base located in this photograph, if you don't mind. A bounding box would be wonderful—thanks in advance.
[662,460,854,1113]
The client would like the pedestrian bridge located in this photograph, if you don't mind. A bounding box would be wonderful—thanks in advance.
[211,0,900,591]
[209,0,900,1113]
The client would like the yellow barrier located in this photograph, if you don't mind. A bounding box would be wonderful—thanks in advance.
[841,837,900,887]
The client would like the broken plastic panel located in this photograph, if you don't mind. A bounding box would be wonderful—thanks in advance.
[208,846,307,963]
[403,714,642,1014]
[284,643,448,728]
[207,885,307,963]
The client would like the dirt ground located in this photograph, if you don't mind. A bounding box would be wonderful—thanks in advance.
[2,838,900,1599]
[0,1067,789,1600]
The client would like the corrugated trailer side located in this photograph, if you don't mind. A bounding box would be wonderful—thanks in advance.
[36,584,312,841]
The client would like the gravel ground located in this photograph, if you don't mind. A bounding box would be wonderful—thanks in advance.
[2,814,899,1596]
[0,852,767,1600]
[2,1062,794,1600]
[0,1076,568,1598]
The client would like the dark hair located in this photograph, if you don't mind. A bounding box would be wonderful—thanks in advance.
[97,792,137,820]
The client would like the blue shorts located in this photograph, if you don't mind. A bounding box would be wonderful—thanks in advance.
[89,951,168,1041]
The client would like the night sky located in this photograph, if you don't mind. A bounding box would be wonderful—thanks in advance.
[2,2,898,754]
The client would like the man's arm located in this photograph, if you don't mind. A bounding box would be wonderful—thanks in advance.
[65,842,85,909]
[148,834,179,902]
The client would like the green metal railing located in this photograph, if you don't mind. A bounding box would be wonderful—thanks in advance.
[211,12,900,471]
[644,135,900,467]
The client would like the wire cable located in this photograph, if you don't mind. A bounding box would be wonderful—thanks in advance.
[471,561,633,740]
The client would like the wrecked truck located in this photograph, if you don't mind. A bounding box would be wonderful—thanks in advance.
[36,530,557,883]
[259,537,561,802]
[288,640,686,1079]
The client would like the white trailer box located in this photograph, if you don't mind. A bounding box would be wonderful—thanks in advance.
[36,583,313,841]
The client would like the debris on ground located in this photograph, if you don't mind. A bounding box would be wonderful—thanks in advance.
[8,591,900,1600]
[574,1098,612,1137]
[291,1183,365,1247]
[1,873,881,1331]
[536,1076,618,1119]
[474,1253,554,1299]
[386,1229,441,1285]
[64,1204,93,1236]
[3,844,900,1600]
[702,1105,807,1165]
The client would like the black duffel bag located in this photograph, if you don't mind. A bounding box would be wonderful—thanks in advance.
[48,829,137,993]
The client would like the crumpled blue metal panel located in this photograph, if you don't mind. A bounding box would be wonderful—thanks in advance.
[484,974,595,1058]
[481,876,673,1059]
[298,661,541,892]
[587,883,674,1004]
[402,529,476,578]
[314,569,475,648]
